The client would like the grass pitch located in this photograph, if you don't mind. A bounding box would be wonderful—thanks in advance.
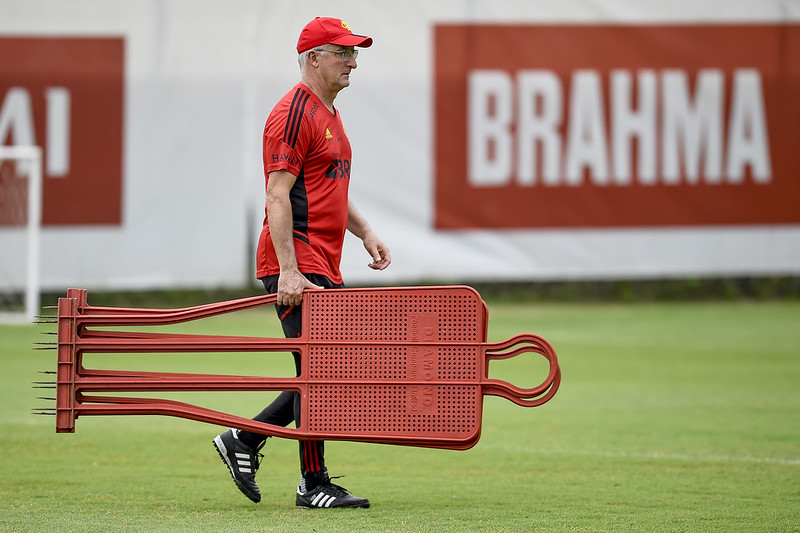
[1,299,798,532]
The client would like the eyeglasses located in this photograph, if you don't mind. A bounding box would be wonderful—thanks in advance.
[313,48,358,62]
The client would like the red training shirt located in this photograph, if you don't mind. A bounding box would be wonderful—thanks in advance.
[256,82,352,284]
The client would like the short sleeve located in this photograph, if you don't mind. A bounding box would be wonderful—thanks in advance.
[262,87,314,177]
[264,136,303,176]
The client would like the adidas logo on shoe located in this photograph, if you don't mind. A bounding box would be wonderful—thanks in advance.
[295,477,370,509]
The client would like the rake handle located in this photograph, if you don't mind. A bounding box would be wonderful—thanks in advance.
[73,395,482,450]
[73,292,280,326]
[482,333,561,407]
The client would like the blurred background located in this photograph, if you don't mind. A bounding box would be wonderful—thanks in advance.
[1,0,799,314]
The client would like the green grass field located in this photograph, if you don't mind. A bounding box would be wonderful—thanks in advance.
[1,300,798,532]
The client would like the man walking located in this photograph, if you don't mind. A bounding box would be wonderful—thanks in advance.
[213,17,390,509]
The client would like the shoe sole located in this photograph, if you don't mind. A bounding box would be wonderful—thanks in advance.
[296,502,371,509]
[296,492,370,509]
[213,435,261,503]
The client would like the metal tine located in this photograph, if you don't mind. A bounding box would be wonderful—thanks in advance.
[33,346,57,351]
[43,305,59,310]
[38,370,57,375]
[34,341,57,346]
[36,397,57,401]
[34,319,57,324]
[32,409,56,416]
[32,381,56,389]
[35,314,56,320]
[40,331,58,336]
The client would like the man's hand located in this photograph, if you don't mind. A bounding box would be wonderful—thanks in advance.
[277,270,323,306]
[347,200,391,271]
[363,234,391,271]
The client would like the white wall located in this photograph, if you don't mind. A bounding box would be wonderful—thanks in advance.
[1,0,798,292]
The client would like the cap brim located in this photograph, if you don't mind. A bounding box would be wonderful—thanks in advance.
[329,34,373,48]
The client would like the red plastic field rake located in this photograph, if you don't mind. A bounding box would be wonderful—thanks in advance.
[42,286,560,450]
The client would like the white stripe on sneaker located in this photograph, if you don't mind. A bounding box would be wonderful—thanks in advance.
[315,494,336,508]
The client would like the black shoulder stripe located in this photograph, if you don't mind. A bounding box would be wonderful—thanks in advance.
[284,89,311,149]
[289,92,311,148]
[283,88,302,145]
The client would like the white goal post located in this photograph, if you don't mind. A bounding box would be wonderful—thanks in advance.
[0,145,43,323]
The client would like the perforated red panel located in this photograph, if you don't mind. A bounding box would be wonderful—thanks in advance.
[308,346,480,381]
[308,346,407,380]
[306,288,485,342]
[303,288,486,440]
[306,384,480,438]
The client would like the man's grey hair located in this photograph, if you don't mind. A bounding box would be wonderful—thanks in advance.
[298,50,311,69]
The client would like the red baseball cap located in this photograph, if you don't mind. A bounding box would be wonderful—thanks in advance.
[296,17,373,54]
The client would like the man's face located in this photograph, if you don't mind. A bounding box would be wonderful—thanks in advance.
[314,45,358,91]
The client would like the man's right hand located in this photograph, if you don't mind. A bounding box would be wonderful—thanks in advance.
[277,270,323,306]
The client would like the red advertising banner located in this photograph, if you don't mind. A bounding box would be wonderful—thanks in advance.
[0,37,124,226]
[434,25,800,229]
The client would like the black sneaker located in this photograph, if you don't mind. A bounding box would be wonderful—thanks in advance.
[212,428,263,503]
[295,476,370,509]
